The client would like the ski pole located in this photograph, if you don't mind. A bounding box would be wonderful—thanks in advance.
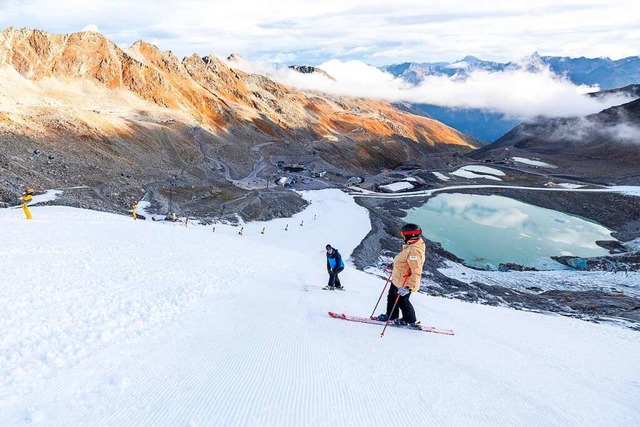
[380,293,400,338]
[380,275,409,338]
[370,264,393,319]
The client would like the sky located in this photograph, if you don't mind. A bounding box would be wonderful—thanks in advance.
[1,189,639,425]
[0,0,638,66]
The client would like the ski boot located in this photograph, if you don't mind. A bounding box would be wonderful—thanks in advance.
[374,313,389,321]
[322,286,335,291]
[408,321,423,330]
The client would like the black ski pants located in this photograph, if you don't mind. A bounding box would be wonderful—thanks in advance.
[386,283,416,324]
[327,266,344,288]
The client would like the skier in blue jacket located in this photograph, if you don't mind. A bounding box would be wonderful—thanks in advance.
[324,244,345,290]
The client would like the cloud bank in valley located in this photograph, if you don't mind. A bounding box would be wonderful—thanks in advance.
[235,59,635,120]
[547,118,640,144]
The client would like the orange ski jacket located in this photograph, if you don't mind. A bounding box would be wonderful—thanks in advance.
[391,238,426,292]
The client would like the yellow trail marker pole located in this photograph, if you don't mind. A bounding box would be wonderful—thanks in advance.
[132,202,137,220]
[20,193,33,219]
[21,202,33,219]
[185,217,189,228]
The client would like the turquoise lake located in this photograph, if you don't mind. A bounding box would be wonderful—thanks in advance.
[404,193,614,270]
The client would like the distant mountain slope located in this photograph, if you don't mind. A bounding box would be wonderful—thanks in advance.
[469,97,640,183]
[395,103,521,143]
[589,84,640,99]
[541,55,640,90]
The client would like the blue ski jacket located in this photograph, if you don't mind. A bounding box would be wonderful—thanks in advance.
[326,248,345,271]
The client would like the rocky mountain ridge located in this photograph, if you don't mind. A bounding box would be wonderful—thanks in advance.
[0,27,476,218]
[287,65,335,81]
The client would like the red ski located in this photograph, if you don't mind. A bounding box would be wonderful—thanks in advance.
[328,312,454,336]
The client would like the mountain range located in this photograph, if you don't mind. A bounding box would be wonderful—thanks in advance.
[381,53,640,90]
[382,54,640,142]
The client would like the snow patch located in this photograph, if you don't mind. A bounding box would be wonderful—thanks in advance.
[547,183,585,189]
[26,189,62,206]
[438,260,639,297]
[513,156,555,167]
[608,186,640,197]
[450,165,504,181]
[432,171,451,181]
[625,237,640,251]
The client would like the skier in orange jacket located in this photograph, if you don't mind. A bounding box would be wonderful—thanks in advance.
[375,223,426,328]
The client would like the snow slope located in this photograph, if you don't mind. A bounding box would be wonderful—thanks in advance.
[1,190,639,426]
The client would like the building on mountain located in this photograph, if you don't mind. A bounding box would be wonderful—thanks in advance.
[277,176,292,186]
[379,181,415,193]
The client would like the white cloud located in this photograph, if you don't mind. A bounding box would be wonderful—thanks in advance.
[547,118,640,144]
[255,59,635,119]
[81,24,100,33]
[0,1,638,64]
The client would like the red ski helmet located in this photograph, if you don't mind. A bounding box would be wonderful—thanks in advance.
[400,223,422,241]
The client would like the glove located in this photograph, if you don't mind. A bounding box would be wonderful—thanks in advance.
[327,268,333,274]
[397,286,410,297]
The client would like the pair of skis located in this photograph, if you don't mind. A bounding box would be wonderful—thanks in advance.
[328,312,454,336]
[301,285,359,293]
[326,266,453,337]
